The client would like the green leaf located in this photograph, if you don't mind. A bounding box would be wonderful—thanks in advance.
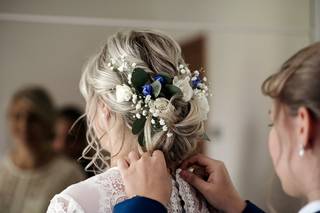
[132,117,146,135]
[165,85,182,98]
[132,68,149,91]
[159,92,166,97]
[151,80,162,98]
[138,131,145,147]
[158,72,172,84]
[202,133,211,142]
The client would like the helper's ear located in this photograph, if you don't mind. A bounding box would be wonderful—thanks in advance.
[296,107,314,149]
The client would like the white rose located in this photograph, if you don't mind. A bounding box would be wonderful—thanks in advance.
[173,76,193,102]
[115,84,133,103]
[194,93,210,121]
[149,98,169,114]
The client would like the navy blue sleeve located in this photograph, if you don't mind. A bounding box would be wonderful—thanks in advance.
[113,196,167,213]
[242,200,265,213]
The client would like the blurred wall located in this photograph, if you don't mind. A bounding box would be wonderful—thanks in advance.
[311,0,320,41]
[0,0,311,211]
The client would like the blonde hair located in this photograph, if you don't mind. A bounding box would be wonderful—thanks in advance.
[80,30,207,172]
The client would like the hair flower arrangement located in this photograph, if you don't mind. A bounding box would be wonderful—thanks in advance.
[108,56,210,147]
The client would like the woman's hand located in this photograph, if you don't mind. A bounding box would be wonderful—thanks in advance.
[117,150,172,207]
[180,154,246,213]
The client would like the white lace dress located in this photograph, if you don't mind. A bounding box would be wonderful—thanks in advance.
[47,167,211,213]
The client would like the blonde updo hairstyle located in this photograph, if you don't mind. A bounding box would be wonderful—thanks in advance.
[80,30,206,171]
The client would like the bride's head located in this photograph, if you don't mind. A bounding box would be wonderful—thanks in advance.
[80,29,210,171]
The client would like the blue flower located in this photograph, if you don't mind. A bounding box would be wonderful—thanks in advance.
[142,84,153,96]
[154,75,166,85]
[191,76,201,88]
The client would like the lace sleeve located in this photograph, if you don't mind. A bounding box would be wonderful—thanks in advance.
[47,194,85,213]
[47,168,127,213]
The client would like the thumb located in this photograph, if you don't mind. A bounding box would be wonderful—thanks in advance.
[180,170,209,193]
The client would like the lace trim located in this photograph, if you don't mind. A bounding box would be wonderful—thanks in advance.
[176,171,210,213]
[168,179,182,213]
[91,168,127,213]
[48,194,85,213]
[48,167,211,213]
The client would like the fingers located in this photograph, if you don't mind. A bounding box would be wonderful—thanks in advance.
[117,158,129,171]
[119,150,166,169]
[152,150,164,158]
[180,154,221,173]
[180,170,209,194]
[152,150,166,162]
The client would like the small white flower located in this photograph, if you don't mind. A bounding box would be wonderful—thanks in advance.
[194,70,200,76]
[128,73,132,85]
[107,62,112,67]
[142,110,148,116]
[179,64,184,69]
[194,93,210,121]
[115,84,133,103]
[151,119,156,124]
[203,77,207,82]
[162,125,168,131]
[159,118,166,126]
[180,69,186,74]
[132,94,138,104]
[118,63,128,72]
[131,62,137,67]
[145,95,151,103]
[136,113,141,119]
[173,76,193,102]
[136,102,142,110]
[167,132,173,137]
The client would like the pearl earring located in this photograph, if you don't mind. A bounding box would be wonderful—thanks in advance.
[299,144,305,157]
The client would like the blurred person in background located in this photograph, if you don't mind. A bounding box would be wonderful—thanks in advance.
[53,105,95,177]
[0,86,86,213]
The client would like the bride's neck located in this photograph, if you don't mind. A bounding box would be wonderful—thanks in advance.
[108,128,139,167]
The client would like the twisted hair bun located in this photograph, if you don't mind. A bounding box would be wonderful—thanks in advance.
[80,30,209,170]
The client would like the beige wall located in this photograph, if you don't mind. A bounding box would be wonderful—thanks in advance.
[0,0,311,211]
